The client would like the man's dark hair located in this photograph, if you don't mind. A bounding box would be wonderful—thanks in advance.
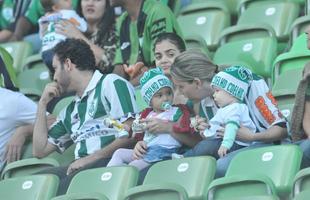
[53,38,96,71]
[40,0,55,13]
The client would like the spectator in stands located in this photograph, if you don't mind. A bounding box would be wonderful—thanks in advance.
[290,62,310,168]
[0,0,31,42]
[55,0,117,74]
[9,0,78,53]
[110,0,183,85]
[170,50,288,177]
[39,0,87,73]
[107,67,192,170]
[154,32,187,104]
[33,38,138,195]
[174,66,257,159]
[0,87,37,171]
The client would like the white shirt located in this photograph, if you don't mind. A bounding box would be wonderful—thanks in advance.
[0,88,37,169]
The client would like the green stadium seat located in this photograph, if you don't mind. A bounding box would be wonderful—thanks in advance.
[1,144,75,180]
[17,54,51,101]
[135,86,148,112]
[272,34,310,86]
[52,166,139,200]
[0,41,33,74]
[124,156,216,200]
[0,46,18,90]
[291,16,310,44]
[177,1,230,51]
[292,167,310,198]
[293,190,310,200]
[272,68,302,122]
[213,36,277,79]
[223,0,300,53]
[184,35,212,59]
[207,175,279,200]
[52,95,75,116]
[1,157,60,180]
[208,145,302,199]
[0,174,59,200]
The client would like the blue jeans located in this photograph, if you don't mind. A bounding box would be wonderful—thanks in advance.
[216,143,276,178]
[295,139,310,169]
[184,138,245,159]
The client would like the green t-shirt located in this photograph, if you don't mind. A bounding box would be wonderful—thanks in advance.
[25,0,79,25]
[0,0,14,29]
[114,0,183,66]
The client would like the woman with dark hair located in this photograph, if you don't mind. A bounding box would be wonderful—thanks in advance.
[55,0,117,74]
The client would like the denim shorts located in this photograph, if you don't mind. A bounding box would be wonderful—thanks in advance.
[143,145,178,163]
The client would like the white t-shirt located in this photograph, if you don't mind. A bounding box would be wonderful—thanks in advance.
[0,88,37,169]
[204,102,256,147]
[39,9,87,52]
[144,107,182,149]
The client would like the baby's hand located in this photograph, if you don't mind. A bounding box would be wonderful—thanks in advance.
[218,146,228,158]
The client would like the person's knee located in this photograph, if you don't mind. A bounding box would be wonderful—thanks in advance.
[299,140,310,153]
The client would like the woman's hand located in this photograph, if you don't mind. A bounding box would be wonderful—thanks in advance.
[132,141,147,160]
[140,118,173,134]
[55,20,85,39]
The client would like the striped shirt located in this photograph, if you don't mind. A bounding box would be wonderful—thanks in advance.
[48,71,138,159]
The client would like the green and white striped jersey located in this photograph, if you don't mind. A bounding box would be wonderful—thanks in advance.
[48,71,138,159]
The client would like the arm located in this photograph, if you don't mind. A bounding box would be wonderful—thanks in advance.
[55,21,106,67]
[237,125,287,143]
[303,100,310,139]
[33,82,60,158]
[0,29,13,43]
[66,136,136,175]
[9,16,32,41]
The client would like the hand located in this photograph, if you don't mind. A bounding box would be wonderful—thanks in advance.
[132,141,147,160]
[4,129,27,163]
[123,62,145,79]
[140,118,173,134]
[218,145,228,158]
[215,126,225,138]
[236,126,255,142]
[40,82,62,105]
[195,116,209,133]
[55,20,84,39]
[66,155,95,175]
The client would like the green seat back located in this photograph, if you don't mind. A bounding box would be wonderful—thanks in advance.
[237,1,299,42]
[177,1,230,51]
[185,35,212,59]
[213,37,277,78]
[52,95,75,116]
[0,46,18,90]
[291,16,310,43]
[143,156,216,199]
[17,57,51,100]
[272,68,302,122]
[135,87,148,112]
[1,144,75,180]
[207,175,279,200]
[0,175,59,200]
[54,166,139,200]
[272,34,310,85]
[293,190,310,200]
[293,167,310,197]
[0,41,33,74]
[226,145,302,198]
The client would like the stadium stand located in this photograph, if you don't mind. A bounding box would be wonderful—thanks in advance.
[0,41,32,74]
[0,174,59,200]
[124,156,216,200]
[52,166,139,200]
[292,167,310,198]
[207,145,302,199]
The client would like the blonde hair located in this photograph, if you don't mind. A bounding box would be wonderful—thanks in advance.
[170,50,218,82]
